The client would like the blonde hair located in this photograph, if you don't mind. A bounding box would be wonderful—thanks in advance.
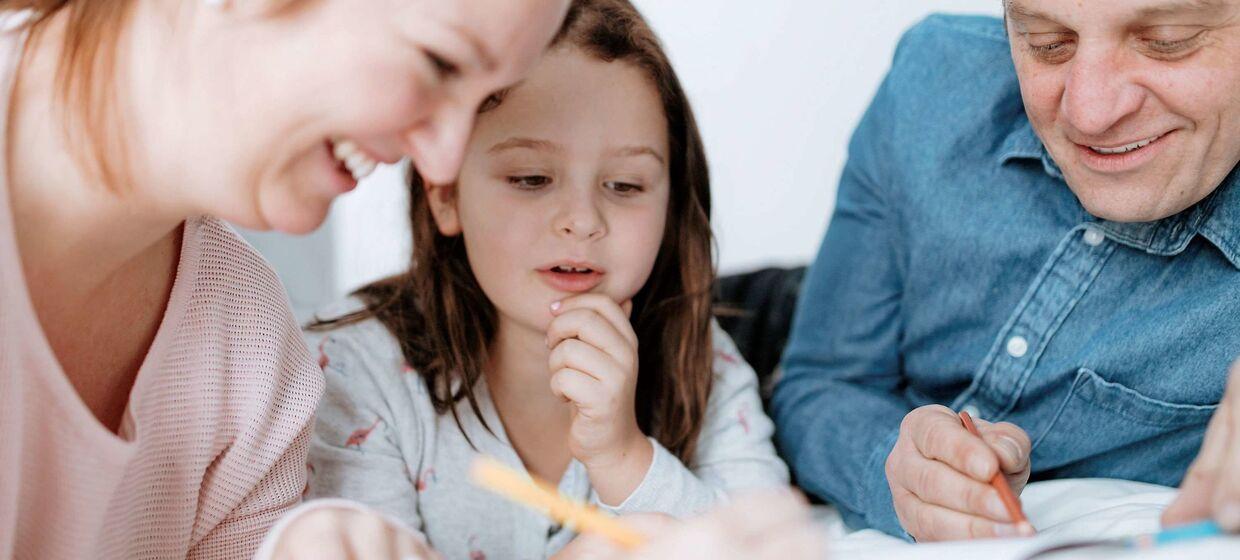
[4,0,134,189]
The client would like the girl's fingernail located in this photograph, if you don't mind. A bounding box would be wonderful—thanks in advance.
[550,301,562,312]
[1219,503,1240,530]
[995,523,1018,537]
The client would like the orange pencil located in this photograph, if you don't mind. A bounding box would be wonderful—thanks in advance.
[958,410,1034,534]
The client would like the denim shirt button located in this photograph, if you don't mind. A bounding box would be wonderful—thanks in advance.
[1083,227,1106,247]
[1006,336,1029,358]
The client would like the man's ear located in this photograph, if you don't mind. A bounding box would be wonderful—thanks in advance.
[424,181,463,237]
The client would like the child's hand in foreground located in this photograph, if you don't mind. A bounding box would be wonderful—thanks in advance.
[268,505,438,560]
[553,490,827,560]
[1164,360,1240,532]
[547,294,652,504]
[886,404,1033,541]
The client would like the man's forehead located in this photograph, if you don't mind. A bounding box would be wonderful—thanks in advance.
[1006,0,1238,24]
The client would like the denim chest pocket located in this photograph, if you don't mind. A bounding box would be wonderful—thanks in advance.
[1030,368,1218,484]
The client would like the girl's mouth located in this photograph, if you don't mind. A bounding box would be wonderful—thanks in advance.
[537,263,606,293]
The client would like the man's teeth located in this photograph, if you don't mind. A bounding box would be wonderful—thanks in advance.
[1089,135,1161,155]
[332,139,378,181]
[552,266,593,273]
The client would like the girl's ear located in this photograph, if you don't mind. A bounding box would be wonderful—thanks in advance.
[424,182,463,237]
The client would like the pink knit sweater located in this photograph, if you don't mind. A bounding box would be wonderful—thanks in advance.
[0,23,324,560]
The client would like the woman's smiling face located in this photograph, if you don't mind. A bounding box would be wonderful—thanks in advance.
[146,0,569,234]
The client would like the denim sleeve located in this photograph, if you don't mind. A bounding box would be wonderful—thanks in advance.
[771,44,914,539]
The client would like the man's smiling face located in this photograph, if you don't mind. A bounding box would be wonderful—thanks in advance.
[1006,0,1240,222]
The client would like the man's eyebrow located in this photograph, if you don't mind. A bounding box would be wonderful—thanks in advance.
[1007,0,1234,25]
[1005,1,1059,26]
[487,137,563,154]
[1134,0,1233,19]
[608,145,666,166]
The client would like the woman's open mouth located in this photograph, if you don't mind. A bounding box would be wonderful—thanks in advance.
[328,138,379,182]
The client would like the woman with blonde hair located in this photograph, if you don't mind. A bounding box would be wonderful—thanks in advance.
[0,0,568,558]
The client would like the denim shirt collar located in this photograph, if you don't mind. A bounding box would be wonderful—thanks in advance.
[999,112,1240,270]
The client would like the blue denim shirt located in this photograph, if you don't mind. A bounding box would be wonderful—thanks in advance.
[771,14,1240,538]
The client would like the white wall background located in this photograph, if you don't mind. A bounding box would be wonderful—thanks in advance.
[243,0,1004,320]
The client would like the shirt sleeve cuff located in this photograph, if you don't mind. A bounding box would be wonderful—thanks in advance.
[862,427,913,541]
[594,437,713,517]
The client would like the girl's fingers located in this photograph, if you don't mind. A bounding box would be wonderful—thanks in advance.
[547,309,634,367]
[1166,362,1238,527]
[549,339,624,389]
[551,295,637,348]
[1211,362,1240,530]
[344,511,395,559]
[550,367,600,407]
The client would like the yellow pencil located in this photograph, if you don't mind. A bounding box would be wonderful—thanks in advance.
[469,455,646,550]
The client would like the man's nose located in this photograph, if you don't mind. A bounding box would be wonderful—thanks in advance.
[1061,45,1146,138]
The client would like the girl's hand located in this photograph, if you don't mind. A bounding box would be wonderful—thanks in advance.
[547,294,652,504]
[552,491,827,560]
[550,513,676,560]
[1164,360,1240,532]
[269,506,439,560]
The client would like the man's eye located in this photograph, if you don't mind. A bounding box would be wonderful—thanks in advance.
[605,181,644,194]
[1026,34,1076,63]
[1142,29,1207,56]
[507,176,551,189]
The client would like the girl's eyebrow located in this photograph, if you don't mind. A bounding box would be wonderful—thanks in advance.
[487,137,562,154]
[608,145,666,166]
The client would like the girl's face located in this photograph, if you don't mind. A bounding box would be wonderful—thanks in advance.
[145,0,568,233]
[427,46,671,335]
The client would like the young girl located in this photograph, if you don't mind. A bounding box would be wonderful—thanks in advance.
[305,1,788,557]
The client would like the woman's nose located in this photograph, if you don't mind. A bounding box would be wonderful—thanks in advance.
[404,103,476,185]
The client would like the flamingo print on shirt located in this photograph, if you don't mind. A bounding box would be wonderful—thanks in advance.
[737,403,751,435]
[715,349,740,366]
[318,338,330,369]
[415,468,438,492]
[345,418,382,449]
[467,536,487,560]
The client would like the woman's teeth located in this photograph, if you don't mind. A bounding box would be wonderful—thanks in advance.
[1089,134,1162,155]
[552,266,594,273]
[331,139,378,181]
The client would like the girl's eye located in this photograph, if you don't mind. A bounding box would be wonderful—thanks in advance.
[605,181,644,194]
[425,50,460,79]
[508,175,551,190]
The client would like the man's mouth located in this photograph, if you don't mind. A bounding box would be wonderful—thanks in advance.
[1086,133,1166,155]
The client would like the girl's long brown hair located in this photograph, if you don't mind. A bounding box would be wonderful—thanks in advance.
[314,0,716,463]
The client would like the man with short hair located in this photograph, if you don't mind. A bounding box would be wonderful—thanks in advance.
[773,0,1240,541]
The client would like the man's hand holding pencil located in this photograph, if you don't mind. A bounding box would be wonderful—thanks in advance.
[886,404,1035,542]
